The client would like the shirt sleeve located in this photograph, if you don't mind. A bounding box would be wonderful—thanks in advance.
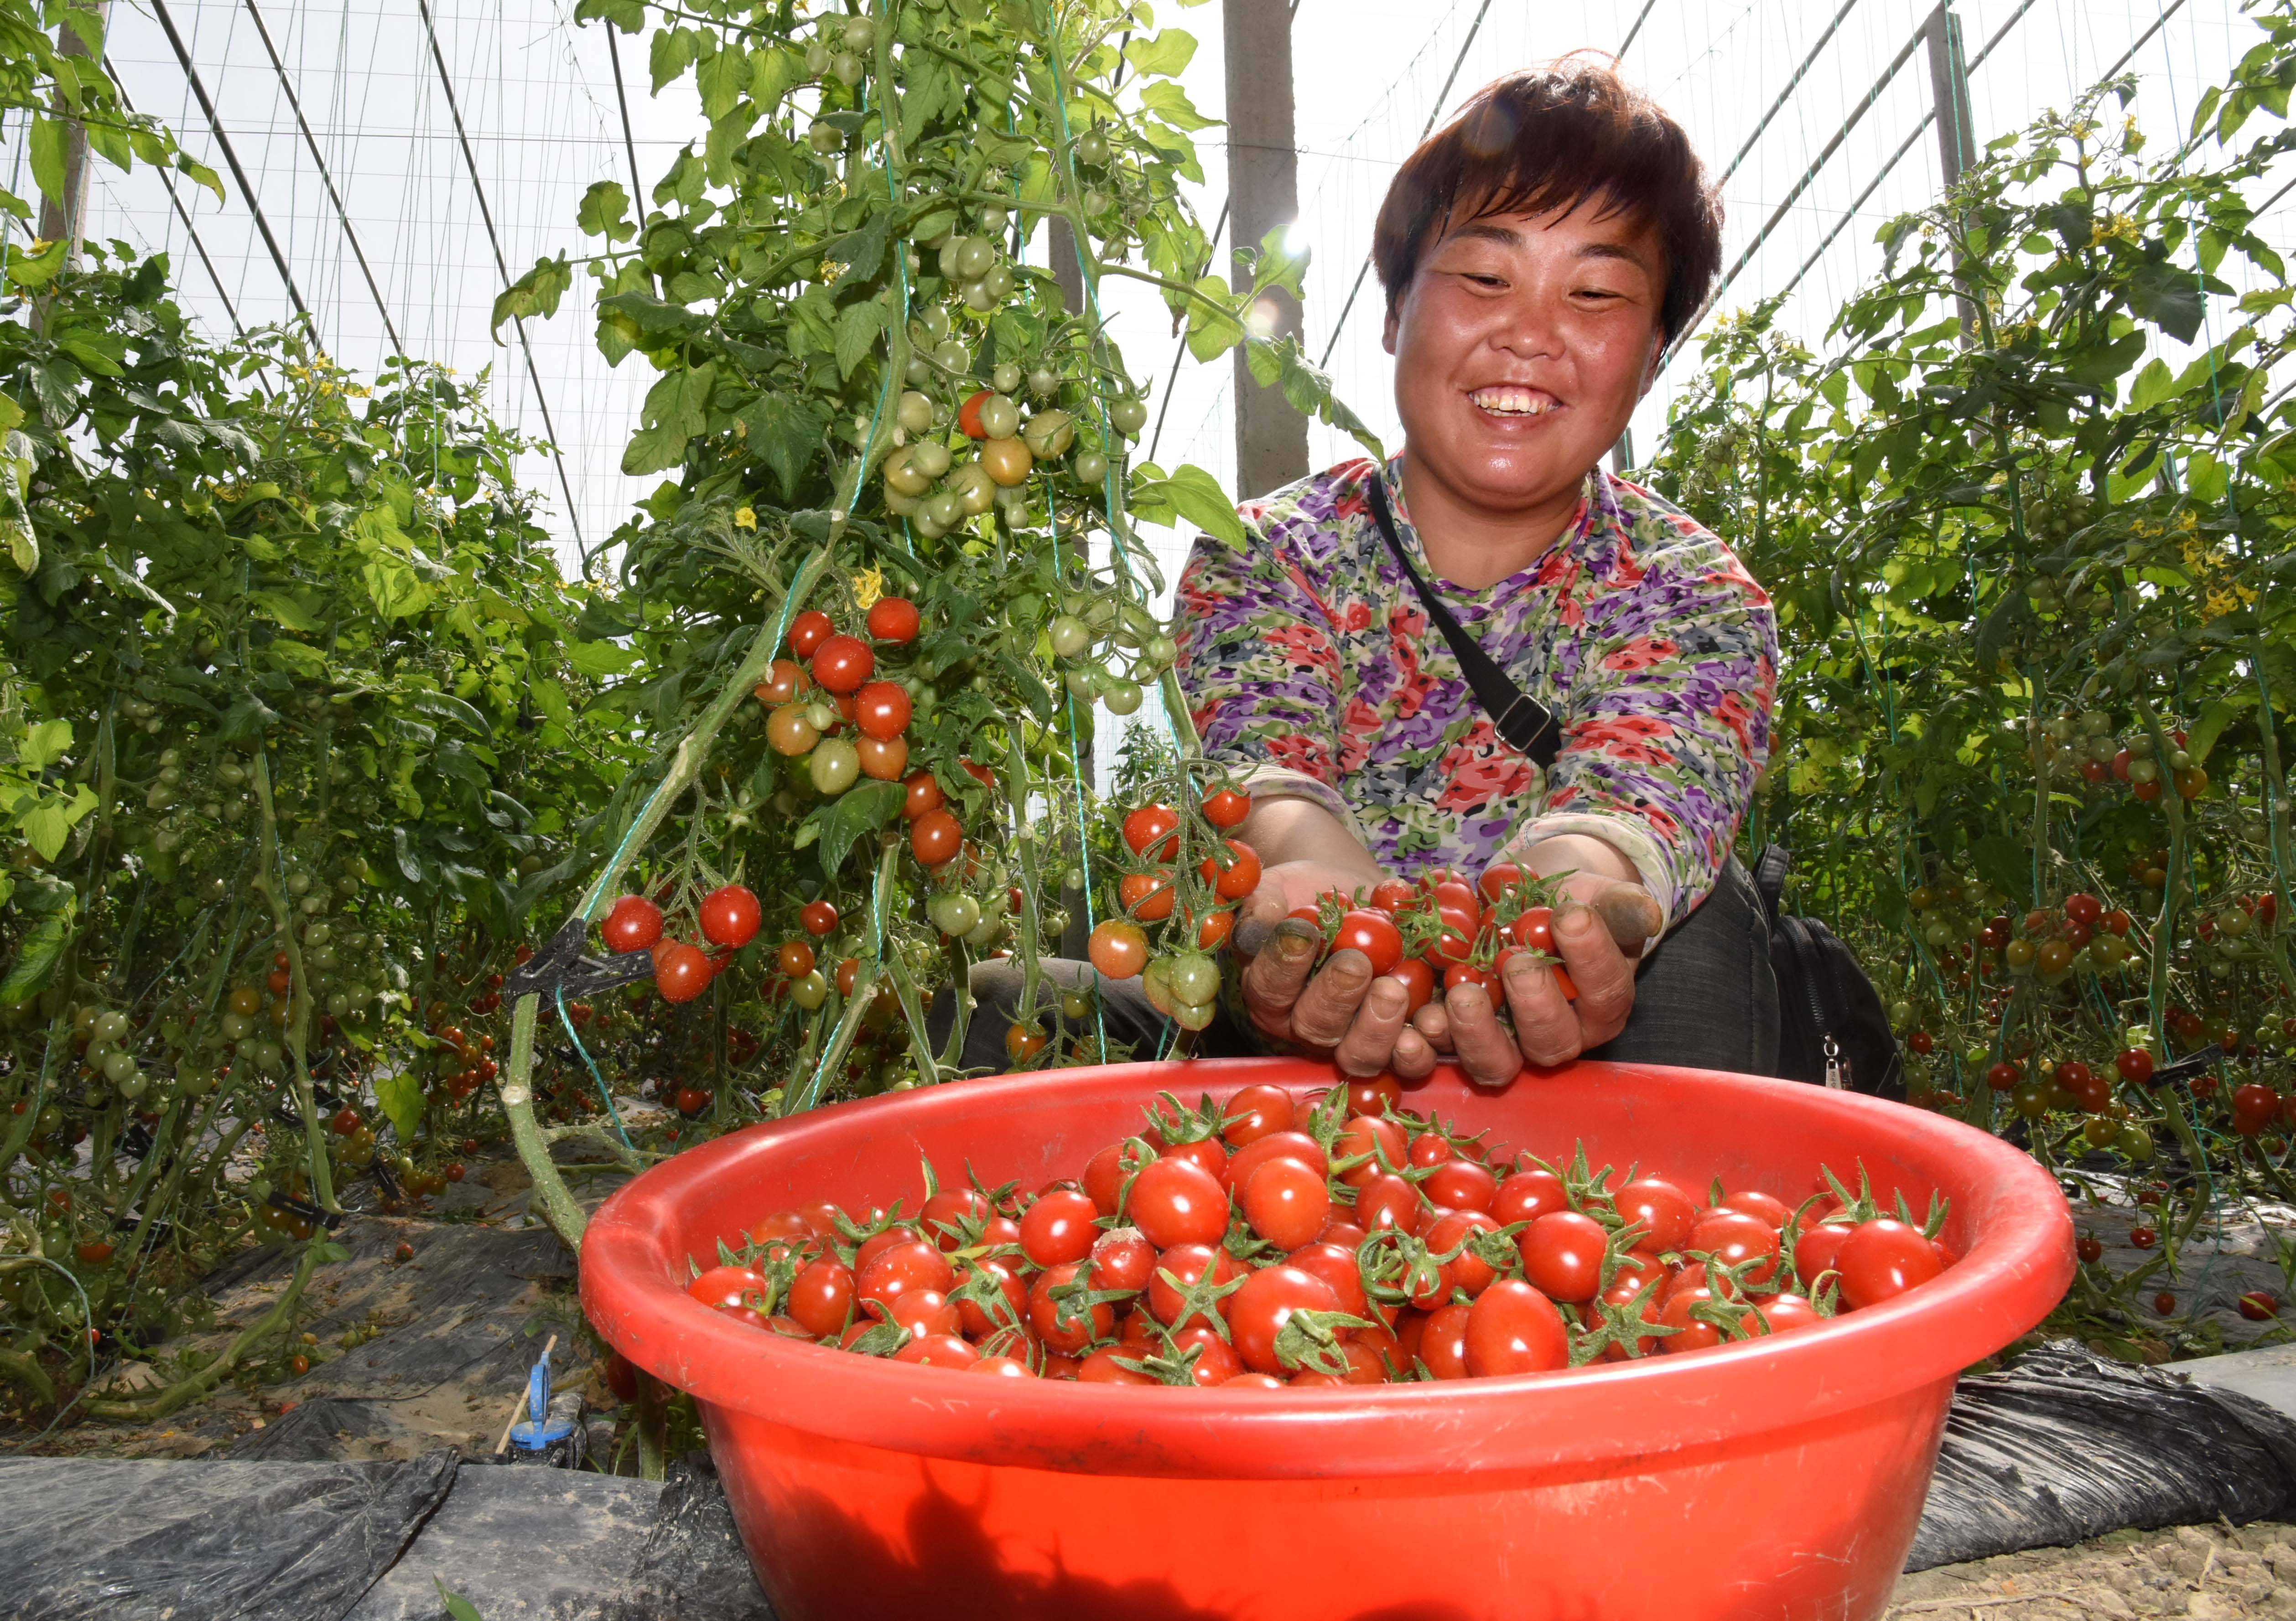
[1170,521,1368,840]
[1504,534,1777,927]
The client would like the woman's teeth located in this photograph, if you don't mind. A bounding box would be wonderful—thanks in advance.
[1470,388,1553,416]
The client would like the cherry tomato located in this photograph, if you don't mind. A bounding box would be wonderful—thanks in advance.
[776,940,816,979]
[698,884,761,948]
[1464,1278,1568,1376]
[1027,1261,1113,1353]
[1125,1156,1228,1248]
[1147,1242,1240,1331]
[1228,1264,1341,1374]
[788,609,833,657]
[910,808,963,867]
[1005,1024,1048,1063]
[1388,957,1435,1014]
[1478,862,1524,904]
[1089,1227,1156,1294]
[1418,1301,1475,1379]
[1342,1072,1405,1118]
[652,942,714,1003]
[1202,787,1252,828]
[2115,1048,2155,1084]
[1118,870,1175,921]
[1286,1240,1371,1319]
[1835,1218,1943,1308]
[1610,1177,1695,1251]
[866,596,919,643]
[2239,1290,2280,1321]
[956,388,996,439]
[1423,1209,1503,1298]
[601,895,663,953]
[1018,1187,1100,1269]
[1657,1286,1724,1354]
[857,1238,954,1307]
[1221,1083,1296,1146]
[1199,839,1262,901]
[1686,1209,1782,1284]
[1792,1218,1855,1286]
[1443,962,1488,992]
[800,899,839,937]
[1243,1157,1330,1250]
[1221,1130,1328,1193]
[1332,909,1404,975]
[834,958,860,996]
[1719,1189,1791,1231]
[810,634,874,695]
[1352,1172,1422,1233]
[1492,1167,1569,1226]
[1088,919,1149,979]
[1422,1157,1498,1213]
[1750,1293,1825,1335]
[1519,1210,1609,1303]
[1122,803,1179,858]
[853,680,912,740]
[1512,906,1556,954]
[901,770,944,821]
[1335,1115,1408,1186]
[787,1259,855,1338]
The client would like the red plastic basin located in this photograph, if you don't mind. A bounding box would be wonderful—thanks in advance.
[583,1059,2072,1621]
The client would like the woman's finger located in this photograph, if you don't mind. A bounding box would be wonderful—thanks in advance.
[1230,876,1297,958]
[1553,899,1636,1047]
[1331,974,1409,1076]
[1239,918,1320,1037]
[1391,1024,1438,1081]
[1286,949,1376,1049]
[1497,952,1581,1067]
[1441,984,1524,1087]
[1411,1000,1453,1052]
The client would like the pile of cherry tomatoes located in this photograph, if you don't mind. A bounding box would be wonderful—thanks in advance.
[676,1078,1957,1384]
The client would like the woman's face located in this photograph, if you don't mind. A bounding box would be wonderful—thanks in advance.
[1384,199,1666,518]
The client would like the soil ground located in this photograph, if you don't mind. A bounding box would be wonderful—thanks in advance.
[1887,1521,2296,1618]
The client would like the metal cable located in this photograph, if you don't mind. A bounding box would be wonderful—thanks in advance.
[102,66,246,337]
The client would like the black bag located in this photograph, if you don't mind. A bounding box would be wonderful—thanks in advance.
[1751,844,1905,1100]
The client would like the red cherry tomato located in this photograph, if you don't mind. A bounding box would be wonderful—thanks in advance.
[1686,1209,1782,1284]
[1198,839,1262,901]
[1512,906,1556,954]
[1492,1167,1569,1226]
[788,609,834,657]
[1834,1217,1944,1308]
[800,899,839,937]
[1221,1083,1296,1146]
[1418,1301,1475,1379]
[1220,1129,1327,1193]
[1610,1177,1695,1251]
[1242,1156,1330,1250]
[698,884,761,948]
[810,634,875,695]
[1518,1211,1609,1304]
[1018,1187,1100,1269]
[1792,1218,1855,1286]
[652,941,714,1003]
[1228,1264,1341,1375]
[1029,1262,1114,1353]
[853,680,912,740]
[1443,962,1488,992]
[866,596,919,643]
[910,808,963,868]
[1464,1279,1568,1376]
[1122,803,1179,859]
[1478,862,1524,904]
[1201,787,1252,828]
[956,388,995,439]
[687,1264,768,1313]
[1335,1115,1408,1186]
[1388,957,1435,1014]
[1331,909,1403,975]
[601,894,663,953]
[776,939,816,979]
[787,1260,855,1337]
[2115,1047,2155,1084]
[1125,1156,1228,1249]
[1147,1242,1240,1331]
[1719,1188,1791,1231]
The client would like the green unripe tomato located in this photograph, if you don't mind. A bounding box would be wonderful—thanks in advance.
[886,447,933,496]
[920,305,952,341]
[829,51,864,85]
[977,394,1020,439]
[118,1071,147,1100]
[979,264,1014,300]
[791,970,829,1010]
[931,339,971,374]
[805,41,831,74]
[1075,130,1110,166]
[954,238,997,280]
[912,506,949,540]
[961,279,998,312]
[1073,450,1108,485]
[808,123,845,154]
[948,462,996,515]
[1167,953,1221,1005]
[923,491,965,530]
[937,235,975,280]
[1101,678,1143,715]
[810,740,861,795]
[1023,409,1075,458]
[1027,366,1060,398]
[1048,614,1092,658]
[804,698,841,732]
[1109,397,1148,435]
[909,439,952,479]
[94,1010,130,1045]
[992,362,1025,395]
[896,390,936,434]
[841,15,875,50]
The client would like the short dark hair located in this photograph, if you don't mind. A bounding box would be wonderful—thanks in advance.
[1371,57,1723,347]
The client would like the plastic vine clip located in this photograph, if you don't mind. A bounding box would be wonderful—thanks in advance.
[505,917,658,1001]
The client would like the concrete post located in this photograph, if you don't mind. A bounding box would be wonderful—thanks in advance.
[36,1,113,264]
[1223,0,1308,497]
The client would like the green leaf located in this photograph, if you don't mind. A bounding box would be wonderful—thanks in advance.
[2185,693,2253,766]
[566,640,639,678]
[177,153,225,203]
[834,298,887,380]
[1128,462,1246,548]
[18,718,72,770]
[695,43,750,119]
[1969,834,2029,904]
[435,1579,486,1621]
[739,394,830,500]
[1248,223,1309,300]
[28,118,64,209]
[248,589,325,634]
[1139,80,1218,133]
[749,46,802,111]
[1123,29,1198,78]
[1183,275,1245,361]
[531,678,575,730]
[650,26,699,92]
[577,181,636,244]
[804,779,906,879]
[0,893,75,1003]
[597,290,702,337]
[376,1069,425,1144]
[2126,357,2177,412]
[361,556,434,620]
[490,255,571,334]
[624,362,717,474]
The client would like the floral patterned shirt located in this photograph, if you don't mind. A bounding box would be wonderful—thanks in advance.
[1172,455,1777,927]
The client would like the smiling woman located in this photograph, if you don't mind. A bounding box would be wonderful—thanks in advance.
[1166,57,1784,1088]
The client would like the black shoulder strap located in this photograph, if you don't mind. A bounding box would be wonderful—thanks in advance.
[1753,843,1791,930]
[1364,474,1563,768]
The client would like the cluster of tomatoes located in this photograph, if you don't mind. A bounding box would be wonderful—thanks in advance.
[599,881,764,1005]
[677,1078,1957,1385]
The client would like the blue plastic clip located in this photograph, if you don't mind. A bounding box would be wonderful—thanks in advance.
[508,1342,576,1450]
